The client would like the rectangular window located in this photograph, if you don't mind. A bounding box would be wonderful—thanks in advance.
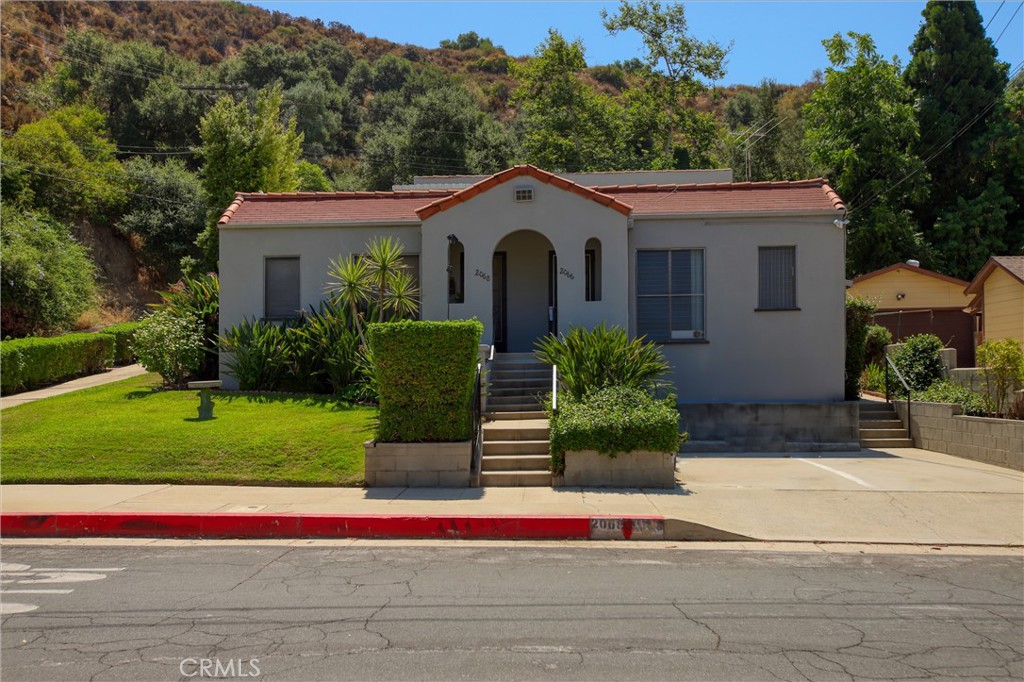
[636,249,705,341]
[758,246,797,310]
[585,249,599,301]
[264,257,300,319]
[514,187,534,202]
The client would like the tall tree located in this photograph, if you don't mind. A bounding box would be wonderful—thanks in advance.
[805,32,930,276]
[191,85,303,271]
[602,0,729,164]
[510,30,625,171]
[904,0,1012,277]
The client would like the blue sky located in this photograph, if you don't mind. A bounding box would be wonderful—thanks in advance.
[249,1,1022,86]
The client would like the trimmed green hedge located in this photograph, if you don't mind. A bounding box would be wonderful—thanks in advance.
[549,386,685,472]
[98,322,143,365]
[368,319,483,442]
[1,333,114,394]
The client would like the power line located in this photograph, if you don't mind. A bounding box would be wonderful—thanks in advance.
[0,160,188,207]
[993,2,1024,46]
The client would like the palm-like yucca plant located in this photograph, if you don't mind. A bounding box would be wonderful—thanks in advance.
[535,323,671,401]
[219,318,289,391]
[325,237,420,346]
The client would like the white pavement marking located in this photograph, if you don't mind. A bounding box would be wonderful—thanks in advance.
[17,572,109,583]
[32,568,125,572]
[1,589,74,594]
[0,603,38,614]
[795,458,877,489]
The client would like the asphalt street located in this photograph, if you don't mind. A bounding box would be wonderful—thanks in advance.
[1,543,1021,681]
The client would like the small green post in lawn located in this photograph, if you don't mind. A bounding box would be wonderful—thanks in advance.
[188,380,222,420]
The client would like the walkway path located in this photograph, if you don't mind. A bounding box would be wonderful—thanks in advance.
[0,364,149,411]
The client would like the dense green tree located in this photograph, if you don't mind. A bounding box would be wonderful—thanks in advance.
[904,1,1010,271]
[805,32,930,276]
[283,79,358,158]
[218,42,312,90]
[117,158,206,278]
[602,0,729,163]
[304,38,356,87]
[0,206,96,338]
[1,105,125,223]
[296,160,332,191]
[193,85,304,270]
[372,55,414,93]
[511,30,625,171]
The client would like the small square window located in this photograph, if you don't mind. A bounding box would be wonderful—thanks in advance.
[514,187,534,202]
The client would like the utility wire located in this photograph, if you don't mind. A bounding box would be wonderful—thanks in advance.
[0,160,188,206]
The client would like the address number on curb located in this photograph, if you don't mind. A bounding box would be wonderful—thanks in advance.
[590,518,664,540]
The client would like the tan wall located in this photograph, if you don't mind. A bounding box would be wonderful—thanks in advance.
[847,267,971,310]
[982,268,1024,342]
[630,215,846,402]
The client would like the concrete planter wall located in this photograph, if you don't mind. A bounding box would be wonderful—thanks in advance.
[364,441,472,487]
[894,401,1023,471]
[561,450,676,488]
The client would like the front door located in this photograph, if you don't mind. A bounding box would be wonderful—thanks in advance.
[492,251,508,353]
[548,251,558,336]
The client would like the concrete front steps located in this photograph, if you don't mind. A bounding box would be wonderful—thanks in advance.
[486,353,549,416]
[481,352,553,486]
[859,400,914,448]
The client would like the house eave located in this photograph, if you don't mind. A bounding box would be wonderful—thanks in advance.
[219,219,422,230]
[632,209,844,221]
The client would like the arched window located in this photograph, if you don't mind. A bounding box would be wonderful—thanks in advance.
[585,238,602,301]
[448,237,465,304]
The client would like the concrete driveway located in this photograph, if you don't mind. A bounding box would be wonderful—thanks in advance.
[661,446,1024,545]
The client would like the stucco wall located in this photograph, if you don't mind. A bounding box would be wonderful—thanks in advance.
[419,180,629,348]
[629,215,846,402]
[218,224,421,388]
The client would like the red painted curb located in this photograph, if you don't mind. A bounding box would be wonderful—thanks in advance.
[0,513,664,541]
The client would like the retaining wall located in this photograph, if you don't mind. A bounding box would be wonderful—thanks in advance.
[364,441,472,487]
[678,402,860,452]
[894,401,1023,471]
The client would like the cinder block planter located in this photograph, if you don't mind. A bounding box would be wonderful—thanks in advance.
[364,441,472,487]
[561,450,676,488]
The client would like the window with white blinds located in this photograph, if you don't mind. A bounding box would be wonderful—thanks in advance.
[636,249,705,341]
[758,246,797,309]
[264,257,300,319]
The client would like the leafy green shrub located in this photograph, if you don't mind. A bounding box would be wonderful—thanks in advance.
[891,334,945,391]
[219,318,289,391]
[98,322,143,365]
[0,207,96,338]
[845,298,875,399]
[288,300,364,396]
[0,333,113,394]
[535,324,671,401]
[368,319,483,442]
[976,338,1024,417]
[132,310,204,387]
[154,273,219,379]
[864,324,892,367]
[913,380,989,417]
[549,386,685,473]
[862,362,886,393]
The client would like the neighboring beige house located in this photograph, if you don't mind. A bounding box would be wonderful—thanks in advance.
[218,165,855,449]
[847,261,974,366]
[965,256,1024,346]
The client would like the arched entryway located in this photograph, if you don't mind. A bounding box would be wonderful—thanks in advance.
[492,230,556,352]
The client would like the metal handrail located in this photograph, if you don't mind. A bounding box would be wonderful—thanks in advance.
[884,354,912,426]
[470,362,483,480]
[551,365,558,413]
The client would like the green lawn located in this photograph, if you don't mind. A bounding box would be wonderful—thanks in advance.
[0,374,374,485]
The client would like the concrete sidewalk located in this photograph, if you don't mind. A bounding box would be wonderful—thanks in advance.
[0,364,149,410]
[2,446,1021,545]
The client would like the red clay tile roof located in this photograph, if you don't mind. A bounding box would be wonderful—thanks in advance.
[218,190,454,226]
[965,255,1024,295]
[217,174,845,226]
[596,179,844,215]
[415,165,633,219]
[852,262,968,287]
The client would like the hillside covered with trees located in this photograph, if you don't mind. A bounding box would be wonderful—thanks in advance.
[1,0,1020,339]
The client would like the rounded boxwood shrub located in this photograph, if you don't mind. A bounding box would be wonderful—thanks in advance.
[890,334,945,392]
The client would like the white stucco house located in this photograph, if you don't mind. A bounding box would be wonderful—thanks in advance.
[218,165,858,450]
